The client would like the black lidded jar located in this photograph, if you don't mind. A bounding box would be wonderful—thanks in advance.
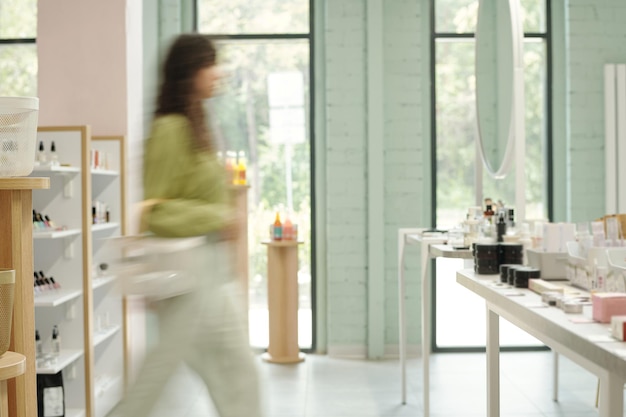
[498,243,524,265]
[474,243,500,275]
[499,264,518,284]
[513,267,541,288]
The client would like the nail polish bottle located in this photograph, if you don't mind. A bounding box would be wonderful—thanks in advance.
[45,215,57,229]
[51,326,61,356]
[49,277,61,290]
[34,272,41,294]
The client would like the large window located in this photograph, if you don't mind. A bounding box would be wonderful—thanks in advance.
[0,0,37,96]
[432,0,551,349]
[197,1,314,350]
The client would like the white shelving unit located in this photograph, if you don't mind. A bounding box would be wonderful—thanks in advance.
[31,128,127,417]
[33,228,82,239]
[36,350,84,375]
[33,126,91,417]
[92,276,116,290]
[92,223,120,233]
[34,289,83,308]
[67,409,87,417]
[91,135,126,417]
[93,325,121,348]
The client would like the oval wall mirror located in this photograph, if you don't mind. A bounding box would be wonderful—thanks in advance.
[475,0,524,178]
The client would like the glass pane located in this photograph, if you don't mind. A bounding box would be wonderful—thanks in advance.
[436,0,478,33]
[520,0,546,33]
[198,0,309,35]
[0,0,37,38]
[212,40,311,349]
[0,44,37,96]
[436,0,545,34]
[435,39,477,230]
[435,39,547,349]
[523,39,548,220]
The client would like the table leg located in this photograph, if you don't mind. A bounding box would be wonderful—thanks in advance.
[422,244,430,417]
[598,372,623,417]
[486,306,500,417]
[398,232,407,405]
[553,352,559,402]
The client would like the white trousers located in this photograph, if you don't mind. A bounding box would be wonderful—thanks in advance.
[117,240,262,417]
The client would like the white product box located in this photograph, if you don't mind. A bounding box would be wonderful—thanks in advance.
[526,249,568,280]
[611,315,626,341]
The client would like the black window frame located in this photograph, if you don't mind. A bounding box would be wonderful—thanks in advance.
[430,0,553,353]
[193,0,317,353]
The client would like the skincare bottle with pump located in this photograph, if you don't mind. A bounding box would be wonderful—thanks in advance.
[35,330,43,358]
[497,213,506,242]
[37,141,47,165]
[52,325,61,356]
[49,141,59,166]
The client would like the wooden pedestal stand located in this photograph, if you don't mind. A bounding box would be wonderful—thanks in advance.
[261,240,305,364]
[230,185,250,327]
[0,178,50,417]
[0,352,25,417]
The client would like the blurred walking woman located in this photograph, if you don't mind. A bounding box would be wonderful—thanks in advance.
[117,34,263,417]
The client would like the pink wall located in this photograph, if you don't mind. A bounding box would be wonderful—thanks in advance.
[37,0,127,135]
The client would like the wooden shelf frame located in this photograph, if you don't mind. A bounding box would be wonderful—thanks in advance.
[0,177,50,417]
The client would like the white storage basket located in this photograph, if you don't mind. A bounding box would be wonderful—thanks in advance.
[0,97,39,176]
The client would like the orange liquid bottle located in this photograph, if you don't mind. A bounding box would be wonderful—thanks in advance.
[273,212,282,241]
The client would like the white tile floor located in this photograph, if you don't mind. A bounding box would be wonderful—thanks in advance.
[136,350,615,417]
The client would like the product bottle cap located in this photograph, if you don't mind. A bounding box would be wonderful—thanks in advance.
[51,141,56,152]
[36,330,40,340]
[39,141,44,151]
[52,325,59,339]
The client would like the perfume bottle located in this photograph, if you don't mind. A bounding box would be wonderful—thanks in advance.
[35,330,43,358]
[49,141,59,166]
[51,325,61,356]
[37,141,47,165]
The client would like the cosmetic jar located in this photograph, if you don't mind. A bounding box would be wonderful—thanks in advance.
[542,291,562,306]
[499,264,518,284]
[513,267,540,288]
[498,243,524,264]
[563,300,583,314]
[474,244,501,274]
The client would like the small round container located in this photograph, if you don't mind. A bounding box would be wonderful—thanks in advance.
[507,265,524,285]
[499,264,517,284]
[514,267,540,288]
[542,291,562,306]
[563,300,583,314]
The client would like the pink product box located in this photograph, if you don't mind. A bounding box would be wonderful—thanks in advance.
[592,293,626,323]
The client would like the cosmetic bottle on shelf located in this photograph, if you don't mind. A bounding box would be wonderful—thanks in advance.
[51,325,61,356]
[35,330,43,358]
[49,141,59,166]
[36,141,47,166]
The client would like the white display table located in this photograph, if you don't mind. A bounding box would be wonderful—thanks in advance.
[457,269,626,417]
[397,228,472,416]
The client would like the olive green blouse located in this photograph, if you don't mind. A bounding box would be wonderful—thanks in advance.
[143,114,230,237]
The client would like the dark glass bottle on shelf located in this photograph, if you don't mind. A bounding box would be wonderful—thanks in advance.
[497,213,507,242]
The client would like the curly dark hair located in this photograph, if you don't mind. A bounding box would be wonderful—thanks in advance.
[156,34,217,151]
